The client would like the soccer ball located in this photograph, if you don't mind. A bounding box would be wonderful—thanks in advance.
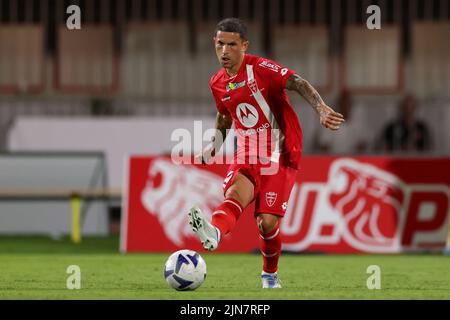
[163,249,207,291]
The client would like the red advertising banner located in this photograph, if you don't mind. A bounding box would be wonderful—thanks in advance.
[121,156,450,253]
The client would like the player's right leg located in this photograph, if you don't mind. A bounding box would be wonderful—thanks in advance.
[188,170,255,251]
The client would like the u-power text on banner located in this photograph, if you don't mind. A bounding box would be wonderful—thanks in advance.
[121,156,450,253]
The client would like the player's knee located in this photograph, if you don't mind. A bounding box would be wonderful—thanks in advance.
[225,172,254,207]
[257,219,265,233]
[225,189,242,203]
[257,215,278,234]
[225,187,252,208]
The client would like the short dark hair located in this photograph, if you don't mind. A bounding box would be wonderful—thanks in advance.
[214,18,248,40]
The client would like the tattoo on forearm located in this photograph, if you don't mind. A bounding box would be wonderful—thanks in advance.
[285,74,324,113]
[213,113,232,145]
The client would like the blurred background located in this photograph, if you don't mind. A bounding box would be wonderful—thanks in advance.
[0,0,449,241]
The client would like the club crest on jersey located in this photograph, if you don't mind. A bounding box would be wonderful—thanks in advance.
[226,80,245,92]
[247,79,259,94]
[266,192,277,207]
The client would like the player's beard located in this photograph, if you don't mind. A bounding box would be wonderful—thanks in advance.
[220,56,233,69]
[221,61,230,68]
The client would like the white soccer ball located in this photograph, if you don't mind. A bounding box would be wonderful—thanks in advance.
[163,249,207,291]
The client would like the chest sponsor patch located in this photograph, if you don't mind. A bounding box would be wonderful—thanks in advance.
[226,80,246,92]
[236,103,259,128]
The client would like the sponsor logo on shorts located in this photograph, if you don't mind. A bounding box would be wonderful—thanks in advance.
[223,171,234,189]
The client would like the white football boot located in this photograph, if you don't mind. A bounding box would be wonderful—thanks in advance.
[188,206,220,251]
[261,271,282,288]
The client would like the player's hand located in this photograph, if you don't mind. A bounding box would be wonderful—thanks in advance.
[195,152,210,165]
[195,147,215,165]
[318,104,345,130]
[194,152,205,165]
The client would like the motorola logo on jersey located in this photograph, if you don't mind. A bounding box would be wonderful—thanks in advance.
[236,103,259,128]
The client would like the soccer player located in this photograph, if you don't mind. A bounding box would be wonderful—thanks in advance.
[188,18,344,288]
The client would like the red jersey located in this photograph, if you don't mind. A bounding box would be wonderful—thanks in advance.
[210,54,303,169]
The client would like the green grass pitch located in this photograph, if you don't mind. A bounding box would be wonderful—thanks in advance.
[0,236,449,299]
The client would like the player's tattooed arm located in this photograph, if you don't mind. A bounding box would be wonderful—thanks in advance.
[286,74,345,130]
[197,112,232,164]
[213,112,233,151]
[285,74,324,110]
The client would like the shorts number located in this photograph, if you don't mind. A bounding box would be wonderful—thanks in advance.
[223,171,234,189]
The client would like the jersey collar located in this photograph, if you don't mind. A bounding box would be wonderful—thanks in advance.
[223,54,249,81]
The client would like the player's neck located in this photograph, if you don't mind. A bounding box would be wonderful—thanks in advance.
[225,54,245,78]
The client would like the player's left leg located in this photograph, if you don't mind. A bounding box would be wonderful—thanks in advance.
[257,213,282,288]
[256,164,298,288]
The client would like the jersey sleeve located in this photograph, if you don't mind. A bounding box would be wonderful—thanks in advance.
[210,88,229,115]
[256,57,296,92]
[210,78,230,115]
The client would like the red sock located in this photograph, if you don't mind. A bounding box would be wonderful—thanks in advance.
[259,222,281,273]
[211,198,244,239]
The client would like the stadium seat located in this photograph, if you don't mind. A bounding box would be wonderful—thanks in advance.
[0,24,44,94]
[273,25,330,91]
[411,22,450,98]
[122,22,189,100]
[57,25,115,93]
[343,25,401,92]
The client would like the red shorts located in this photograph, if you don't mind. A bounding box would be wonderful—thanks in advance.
[222,161,298,217]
